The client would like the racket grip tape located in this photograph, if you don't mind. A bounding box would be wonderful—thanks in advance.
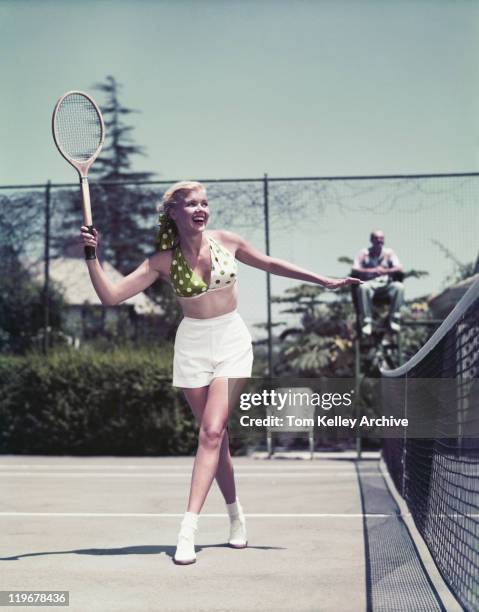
[84,225,97,260]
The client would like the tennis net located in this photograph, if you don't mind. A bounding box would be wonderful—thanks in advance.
[381,276,479,611]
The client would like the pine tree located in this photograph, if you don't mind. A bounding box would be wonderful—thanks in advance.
[89,75,155,182]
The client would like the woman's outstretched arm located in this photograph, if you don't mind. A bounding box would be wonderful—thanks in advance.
[222,230,362,290]
[80,226,166,305]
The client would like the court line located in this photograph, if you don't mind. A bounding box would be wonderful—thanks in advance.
[1,512,476,518]
[0,512,401,518]
[0,471,378,478]
[0,464,355,470]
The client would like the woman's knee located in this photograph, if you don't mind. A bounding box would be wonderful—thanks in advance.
[199,423,226,448]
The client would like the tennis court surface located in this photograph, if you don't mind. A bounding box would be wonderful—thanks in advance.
[0,452,462,612]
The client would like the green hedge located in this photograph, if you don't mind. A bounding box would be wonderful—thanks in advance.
[0,347,205,455]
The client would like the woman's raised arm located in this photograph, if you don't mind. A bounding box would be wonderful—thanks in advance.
[81,226,167,305]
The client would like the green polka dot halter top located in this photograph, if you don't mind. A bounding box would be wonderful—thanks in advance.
[170,235,238,298]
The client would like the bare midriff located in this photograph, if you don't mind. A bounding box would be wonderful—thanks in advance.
[177,283,238,319]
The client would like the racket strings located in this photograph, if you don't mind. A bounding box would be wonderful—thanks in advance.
[55,93,102,162]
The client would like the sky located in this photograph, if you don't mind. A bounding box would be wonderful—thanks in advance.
[1,0,478,334]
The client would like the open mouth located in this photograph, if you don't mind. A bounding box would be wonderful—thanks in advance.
[192,215,207,225]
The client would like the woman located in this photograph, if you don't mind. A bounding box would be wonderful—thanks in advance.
[81,180,361,565]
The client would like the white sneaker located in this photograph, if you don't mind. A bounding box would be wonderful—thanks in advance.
[389,320,401,333]
[174,512,198,565]
[226,497,248,549]
[361,322,373,336]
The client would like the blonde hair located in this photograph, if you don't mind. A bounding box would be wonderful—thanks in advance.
[158,181,206,216]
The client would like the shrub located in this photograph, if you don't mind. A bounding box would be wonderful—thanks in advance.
[0,346,201,455]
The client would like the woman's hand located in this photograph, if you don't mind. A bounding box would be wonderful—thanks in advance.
[80,226,98,248]
[323,277,364,290]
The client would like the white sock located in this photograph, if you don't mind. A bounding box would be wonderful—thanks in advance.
[226,497,242,520]
[181,511,199,530]
[226,497,247,546]
[175,512,199,563]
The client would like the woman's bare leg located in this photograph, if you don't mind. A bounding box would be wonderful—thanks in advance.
[215,430,236,504]
[182,378,233,513]
[183,385,237,504]
[213,378,249,503]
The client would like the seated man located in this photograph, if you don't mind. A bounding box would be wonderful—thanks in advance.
[352,230,404,336]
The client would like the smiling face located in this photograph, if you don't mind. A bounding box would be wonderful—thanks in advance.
[169,187,210,235]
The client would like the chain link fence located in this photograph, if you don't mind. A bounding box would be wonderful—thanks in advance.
[1,172,478,370]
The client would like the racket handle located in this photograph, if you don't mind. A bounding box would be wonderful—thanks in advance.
[85,225,97,260]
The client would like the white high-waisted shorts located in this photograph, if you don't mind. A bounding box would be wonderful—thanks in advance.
[172,309,253,388]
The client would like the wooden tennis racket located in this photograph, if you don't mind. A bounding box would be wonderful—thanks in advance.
[52,91,105,259]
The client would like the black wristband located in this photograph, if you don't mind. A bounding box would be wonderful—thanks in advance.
[84,225,97,260]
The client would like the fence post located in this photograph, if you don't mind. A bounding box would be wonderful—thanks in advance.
[263,173,273,377]
[354,338,362,459]
[43,180,51,355]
